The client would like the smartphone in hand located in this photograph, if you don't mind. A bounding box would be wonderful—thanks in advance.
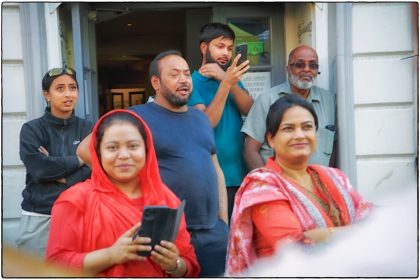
[132,201,186,256]
[235,44,248,65]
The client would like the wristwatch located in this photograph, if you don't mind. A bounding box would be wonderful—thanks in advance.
[165,258,182,274]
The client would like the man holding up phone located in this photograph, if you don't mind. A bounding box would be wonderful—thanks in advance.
[189,23,253,225]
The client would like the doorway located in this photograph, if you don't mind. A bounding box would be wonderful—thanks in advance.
[93,4,212,115]
[63,2,297,118]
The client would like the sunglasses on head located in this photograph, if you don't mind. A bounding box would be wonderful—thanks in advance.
[47,67,75,77]
[289,62,319,71]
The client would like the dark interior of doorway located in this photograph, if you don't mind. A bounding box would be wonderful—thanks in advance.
[94,5,211,116]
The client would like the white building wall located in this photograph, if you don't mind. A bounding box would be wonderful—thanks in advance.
[2,3,28,246]
[351,3,417,200]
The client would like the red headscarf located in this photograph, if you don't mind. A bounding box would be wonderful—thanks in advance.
[88,109,172,206]
[47,109,199,277]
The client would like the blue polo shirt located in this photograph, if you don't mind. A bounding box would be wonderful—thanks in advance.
[189,71,247,187]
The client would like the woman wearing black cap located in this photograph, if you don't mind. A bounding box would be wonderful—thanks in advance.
[16,67,93,257]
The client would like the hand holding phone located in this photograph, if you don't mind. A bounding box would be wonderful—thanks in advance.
[132,201,186,256]
[235,44,248,65]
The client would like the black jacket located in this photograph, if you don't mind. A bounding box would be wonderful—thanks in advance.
[19,108,93,214]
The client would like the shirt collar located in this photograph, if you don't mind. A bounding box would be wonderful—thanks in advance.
[193,70,212,82]
[44,107,76,126]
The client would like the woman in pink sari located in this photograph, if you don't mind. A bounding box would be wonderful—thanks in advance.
[226,94,371,275]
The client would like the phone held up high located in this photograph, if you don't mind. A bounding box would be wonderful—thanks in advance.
[235,44,248,65]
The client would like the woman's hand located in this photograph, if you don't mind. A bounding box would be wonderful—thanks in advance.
[150,240,187,277]
[38,146,49,156]
[107,223,152,265]
[83,223,152,275]
[303,227,336,244]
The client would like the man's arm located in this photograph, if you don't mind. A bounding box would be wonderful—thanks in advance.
[243,135,265,171]
[192,80,230,128]
[76,133,92,167]
[211,154,228,224]
[229,84,253,116]
[196,55,250,127]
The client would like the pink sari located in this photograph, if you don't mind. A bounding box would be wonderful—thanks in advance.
[226,158,372,276]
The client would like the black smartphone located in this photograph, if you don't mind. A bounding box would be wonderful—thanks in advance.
[133,206,159,256]
[132,201,185,257]
[235,44,248,65]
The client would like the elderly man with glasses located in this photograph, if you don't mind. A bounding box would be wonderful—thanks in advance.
[242,45,336,170]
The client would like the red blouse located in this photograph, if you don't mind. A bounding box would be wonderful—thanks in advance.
[251,200,303,258]
[250,160,337,258]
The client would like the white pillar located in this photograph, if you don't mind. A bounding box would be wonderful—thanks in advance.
[313,3,329,91]
[44,3,62,68]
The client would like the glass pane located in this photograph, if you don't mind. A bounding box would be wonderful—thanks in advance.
[227,18,270,66]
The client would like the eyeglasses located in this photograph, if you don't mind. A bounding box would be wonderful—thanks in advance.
[289,62,319,71]
[47,67,75,77]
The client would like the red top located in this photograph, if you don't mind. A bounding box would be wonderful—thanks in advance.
[251,200,303,257]
[46,109,200,277]
[251,160,335,257]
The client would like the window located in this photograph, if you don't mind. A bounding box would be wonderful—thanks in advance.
[228,18,270,66]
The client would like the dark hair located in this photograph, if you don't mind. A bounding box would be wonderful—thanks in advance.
[199,22,235,45]
[149,50,183,79]
[42,67,78,91]
[95,111,148,160]
[265,94,318,141]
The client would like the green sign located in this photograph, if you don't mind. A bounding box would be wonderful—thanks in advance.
[247,42,264,55]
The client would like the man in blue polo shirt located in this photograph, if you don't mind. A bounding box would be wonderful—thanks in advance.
[189,23,253,224]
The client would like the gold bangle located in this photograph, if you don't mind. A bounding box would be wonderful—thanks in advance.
[165,258,182,274]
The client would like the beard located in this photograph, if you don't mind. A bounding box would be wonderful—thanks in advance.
[160,82,191,107]
[205,49,231,71]
[288,72,314,90]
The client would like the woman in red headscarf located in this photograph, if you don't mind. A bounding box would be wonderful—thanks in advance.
[46,110,200,277]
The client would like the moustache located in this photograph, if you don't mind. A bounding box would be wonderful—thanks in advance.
[177,84,191,91]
